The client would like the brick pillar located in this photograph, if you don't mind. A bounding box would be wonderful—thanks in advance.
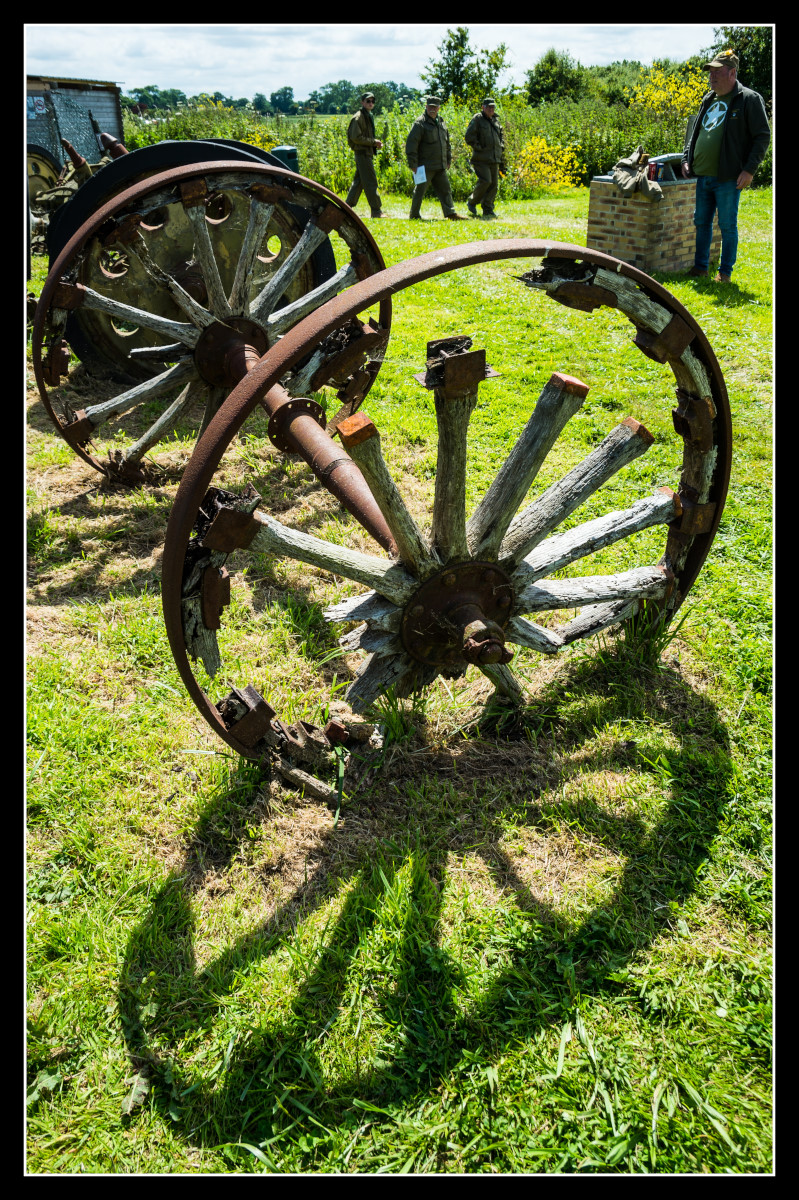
[586,179,722,274]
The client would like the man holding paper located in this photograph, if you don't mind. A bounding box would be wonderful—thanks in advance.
[405,97,466,221]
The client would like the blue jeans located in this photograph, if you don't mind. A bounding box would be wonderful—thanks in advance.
[694,175,741,277]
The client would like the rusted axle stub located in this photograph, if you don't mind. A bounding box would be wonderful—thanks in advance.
[401,560,514,668]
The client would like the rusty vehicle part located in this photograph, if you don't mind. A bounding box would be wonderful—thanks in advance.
[27,144,62,202]
[160,239,731,760]
[31,158,390,481]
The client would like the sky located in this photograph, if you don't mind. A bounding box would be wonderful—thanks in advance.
[24,23,728,101]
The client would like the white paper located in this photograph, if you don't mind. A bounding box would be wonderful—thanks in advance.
[413,165,427,185]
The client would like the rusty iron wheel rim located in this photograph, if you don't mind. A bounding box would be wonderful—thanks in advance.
[161,239,732,758]
[31,159,391,481]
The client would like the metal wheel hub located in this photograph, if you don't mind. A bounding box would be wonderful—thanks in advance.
[194,318,268,388]
[402,561,514,668]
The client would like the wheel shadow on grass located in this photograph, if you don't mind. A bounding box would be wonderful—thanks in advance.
[117,645,733,1168]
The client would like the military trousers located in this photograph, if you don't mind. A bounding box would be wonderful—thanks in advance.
[409,168,456,218]
[468,161,500,213]
[345,151,383,216]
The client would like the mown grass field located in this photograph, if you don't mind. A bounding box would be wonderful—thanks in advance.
[26,185,772,1174]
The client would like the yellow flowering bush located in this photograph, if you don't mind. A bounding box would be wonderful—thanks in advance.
[625,66,708,134]
[512,134,583,195]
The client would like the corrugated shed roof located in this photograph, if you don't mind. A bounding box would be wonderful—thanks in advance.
[27,75,121,88]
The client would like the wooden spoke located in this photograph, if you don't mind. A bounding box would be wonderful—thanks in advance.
[228,198,275,316]
[499,417,655,568]
[248,511,418,607]
[122,379,204,465]
[478,661,528,705]
[128,343,187,362]
[324,591,403,633]
[430,390,478,562]
[81,285,200,347]
[183,203,233,320]
[504,616,564,654]
[197,387,228,438]
[249,220,330,324]
[337,623,401,657]
[346,652,417,713]
[338,416,439,579]
[467,373,588,560]
[512,490,679,589]
[557,599,639,645]
[266,261,359,340]
[83,360,197,427]
[127,238,217,330]
[515,565,671,615]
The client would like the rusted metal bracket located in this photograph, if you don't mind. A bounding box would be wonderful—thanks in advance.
[201,566,230,630]
[249,182,294,206]
[217,685,277,749]
[179,178,208,208]
[548,281,619,312]
[59,409,95,449]
[51,282,86,311]
[672,388,715,452]
[42,339,72,386]
[414,336,499,396]
[100,212,143,247]
[634,313,695,364]
[314,202,347,234]
[200,505,261,553]
[667,488,717,546]
[308,320,389,392]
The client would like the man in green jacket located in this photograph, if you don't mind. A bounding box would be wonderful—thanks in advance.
[464,98,506,219]
[345,92,386,219]
[681,50,770,282]
[405,97,466,220]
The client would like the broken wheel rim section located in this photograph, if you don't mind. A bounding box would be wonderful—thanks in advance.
[161,238,731,759]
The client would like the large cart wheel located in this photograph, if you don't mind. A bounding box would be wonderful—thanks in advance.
[161,240,731,758]
[31,159,390,481]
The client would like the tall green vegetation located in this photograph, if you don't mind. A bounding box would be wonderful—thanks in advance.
[419,25,511,103]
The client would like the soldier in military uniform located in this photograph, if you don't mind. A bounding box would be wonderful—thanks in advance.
[345,92,386,219]
[464,98,506,219]
[405,97,466,221]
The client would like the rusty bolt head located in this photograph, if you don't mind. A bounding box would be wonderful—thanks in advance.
[411,604,425,618]
[442,572,457,587]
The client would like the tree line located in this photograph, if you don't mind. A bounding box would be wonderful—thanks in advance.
[120,25,771,118]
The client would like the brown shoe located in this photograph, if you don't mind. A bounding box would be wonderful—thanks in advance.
[688,265,709,277]
[445,213,467,220]
[713,272,732,283]
[370,212,388,218]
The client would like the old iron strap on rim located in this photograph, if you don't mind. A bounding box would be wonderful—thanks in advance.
[31,158,392,473]
[162,238,732,758]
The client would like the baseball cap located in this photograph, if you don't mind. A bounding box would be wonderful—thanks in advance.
[426,96,443,106]
[482,98,497,107]
[705,50,739,70]
[361,92,375,102]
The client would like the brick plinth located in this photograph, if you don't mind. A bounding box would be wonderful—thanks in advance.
[586,179,722,275]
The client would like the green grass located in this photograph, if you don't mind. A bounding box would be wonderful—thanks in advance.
[27,186,771,1173]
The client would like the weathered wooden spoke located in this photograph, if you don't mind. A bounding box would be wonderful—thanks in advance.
[161,239,730,761]
[32,159,389,481]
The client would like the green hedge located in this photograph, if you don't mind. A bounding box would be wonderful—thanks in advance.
[123,94,772,197]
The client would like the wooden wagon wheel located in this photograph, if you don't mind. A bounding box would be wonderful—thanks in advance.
[31,159,390,482]
[161,239,731,759]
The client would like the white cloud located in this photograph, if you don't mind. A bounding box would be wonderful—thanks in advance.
[25,23,723,98]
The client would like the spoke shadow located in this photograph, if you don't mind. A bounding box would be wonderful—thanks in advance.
[117,646,732,1155]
